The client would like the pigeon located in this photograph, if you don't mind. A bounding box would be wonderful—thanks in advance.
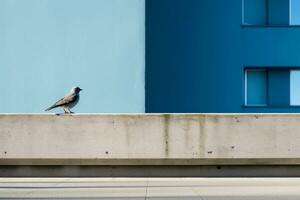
[45,87,82,114]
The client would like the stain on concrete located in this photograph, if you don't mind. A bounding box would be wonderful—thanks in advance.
[123,119,130,156]
[198,116,206,157]
[164,115,170,157]
[184,119,191,155]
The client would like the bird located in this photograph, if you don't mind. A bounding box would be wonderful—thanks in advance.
[45,87,82,114]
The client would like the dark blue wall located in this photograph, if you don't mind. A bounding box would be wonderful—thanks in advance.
[146,0,300,113]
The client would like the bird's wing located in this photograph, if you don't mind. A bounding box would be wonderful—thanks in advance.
[53,93,77,107]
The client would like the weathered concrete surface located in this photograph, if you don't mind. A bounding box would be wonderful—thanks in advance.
[1,114,300,165]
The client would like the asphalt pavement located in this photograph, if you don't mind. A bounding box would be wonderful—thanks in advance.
[0,178,300,199]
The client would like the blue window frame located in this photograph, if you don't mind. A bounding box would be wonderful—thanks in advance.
[245,68,300,107]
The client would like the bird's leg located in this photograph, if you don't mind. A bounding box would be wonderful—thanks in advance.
[63,107,68,114]
[67,108,74,114]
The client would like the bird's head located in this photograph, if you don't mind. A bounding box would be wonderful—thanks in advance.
[71,86,83,94]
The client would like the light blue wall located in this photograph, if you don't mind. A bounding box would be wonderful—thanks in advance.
[290,0,300,25]
[0,0,145,113]
[290,70,300,105]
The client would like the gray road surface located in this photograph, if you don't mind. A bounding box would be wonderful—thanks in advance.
[0,178,300,199]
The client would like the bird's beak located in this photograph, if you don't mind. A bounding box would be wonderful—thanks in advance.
[80,88,83,91]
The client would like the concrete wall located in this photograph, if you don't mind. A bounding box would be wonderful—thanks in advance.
[1,114,300,166]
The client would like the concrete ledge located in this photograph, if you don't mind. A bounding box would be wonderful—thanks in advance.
[1,114,300,166]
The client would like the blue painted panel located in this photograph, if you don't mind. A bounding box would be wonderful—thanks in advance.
[290,70,300,105]
[0,0,145,113]
[146,0,300,113]
[268,0,290,25]
[146,0,244,113]
[246,71,267,105]
[290,0,300,25]
[243,0,267,25]
[268,70,290,106]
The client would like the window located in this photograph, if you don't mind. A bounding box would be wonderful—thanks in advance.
[245,68,300,106]
[243,0,300,26]
[268,0,290,26]
[267,70,290,106]
[245,70,267,105]
[243,0,267,25]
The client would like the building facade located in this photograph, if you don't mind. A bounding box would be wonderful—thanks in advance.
[1,0,300,113]
[146,0,300,112]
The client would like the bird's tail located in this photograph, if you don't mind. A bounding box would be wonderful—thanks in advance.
[45,105,58,111]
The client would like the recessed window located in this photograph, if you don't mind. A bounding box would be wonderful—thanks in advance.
[245,70,267,105]
[243,0,300,26]
[268,0,290,26]
[245,68,300,107]
[243,0,267,25]
[267,70,290,106]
